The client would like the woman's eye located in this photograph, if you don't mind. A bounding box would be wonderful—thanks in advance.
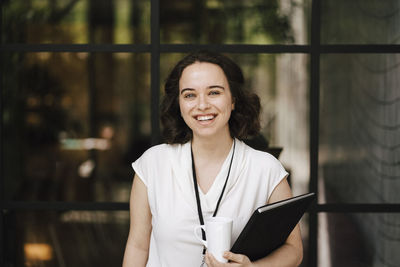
[184,93,195,98]
[209,91,221,95]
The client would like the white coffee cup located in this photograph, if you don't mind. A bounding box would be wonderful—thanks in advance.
[194,216,233,263]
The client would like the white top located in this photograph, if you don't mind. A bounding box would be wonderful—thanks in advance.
[132,139,288,267]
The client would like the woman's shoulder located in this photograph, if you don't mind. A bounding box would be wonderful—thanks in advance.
[240,140,288,182]
[141,143,172,155]
[242,141,279,163]
[133,143,186,173]
[140,142,187,159]
[240,140,285,172]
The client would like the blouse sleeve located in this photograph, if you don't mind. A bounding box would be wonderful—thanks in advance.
[131,146,159,187]
[265,154,289,201]
[132,158,148,187]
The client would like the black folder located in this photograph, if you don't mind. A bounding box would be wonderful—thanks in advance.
[230,192,315,261]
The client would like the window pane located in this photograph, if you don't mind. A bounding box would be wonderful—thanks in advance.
[2,52,151,201]
[4,211,129,266]
[319,54,400,203]
[318,213,400,267]
[160,53,310,195]
[1,0,150,44]
[160,0,311,44]
[321,0,400,44]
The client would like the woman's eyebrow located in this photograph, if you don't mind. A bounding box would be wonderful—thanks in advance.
[180,85,225,94]
[208,85,225,90]
[180,88,195,94]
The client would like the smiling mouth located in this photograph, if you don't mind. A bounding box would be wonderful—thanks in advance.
[195,115,216,121]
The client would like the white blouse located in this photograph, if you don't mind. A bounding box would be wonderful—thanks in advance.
[132,139,288,267]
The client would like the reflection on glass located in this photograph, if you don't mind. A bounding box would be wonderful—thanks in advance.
[24,243,53,261]
[319,54,400,203]
[318,213,400,267]
[5,211,129,266]
[1,0,150,44]
[160,53,310,195]
[160,0,310,44]
[321,0,400,44]
[2,52,151,201]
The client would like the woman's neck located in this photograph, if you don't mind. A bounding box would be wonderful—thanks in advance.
[191,134,234,161]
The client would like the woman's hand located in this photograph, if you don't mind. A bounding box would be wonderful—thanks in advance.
[205,251,253,267]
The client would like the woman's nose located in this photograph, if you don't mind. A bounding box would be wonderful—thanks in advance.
[197,95,210,110]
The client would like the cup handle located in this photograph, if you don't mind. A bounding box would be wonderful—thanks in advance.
[193,225,207,247]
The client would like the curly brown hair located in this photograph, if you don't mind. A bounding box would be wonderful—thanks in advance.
[161,51,261,144]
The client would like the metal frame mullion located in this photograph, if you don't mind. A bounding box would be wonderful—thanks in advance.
[159,44,310,53]
[309,0,321,267]
[150,0,160,145]
[0,44,151,53]
[320,44,400,53]
[317,203,400,213]
[2,44,400,54]
[0,1,4,263]
[1,201,128,211]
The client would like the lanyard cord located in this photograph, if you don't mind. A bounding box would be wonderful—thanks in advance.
[191,139,236,254]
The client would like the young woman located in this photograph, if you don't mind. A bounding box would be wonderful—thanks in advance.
[123,51,303,267]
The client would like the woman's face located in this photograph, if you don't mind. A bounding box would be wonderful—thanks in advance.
[179,62,234,140]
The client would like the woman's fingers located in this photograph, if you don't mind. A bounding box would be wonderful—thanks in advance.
[206,253,229,267]
[224,251,252,265]
[205,252,224,266]
[205,251,252,266]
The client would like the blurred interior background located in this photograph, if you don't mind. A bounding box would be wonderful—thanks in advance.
[1,0,399,266]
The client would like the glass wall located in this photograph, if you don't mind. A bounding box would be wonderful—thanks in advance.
[318,213,400,267]
[2,0,150,44]
[318,1,400,266]
[319,53,400,204]
[3,52,151,202]
[4,211,129,266]
[2,0,399,267]
[159,0,309,44]
[321,0,400,44]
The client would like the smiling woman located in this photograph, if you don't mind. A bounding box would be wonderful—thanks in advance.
[123,51,303,267]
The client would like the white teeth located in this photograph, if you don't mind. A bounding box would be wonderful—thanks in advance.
[197,115,214,121]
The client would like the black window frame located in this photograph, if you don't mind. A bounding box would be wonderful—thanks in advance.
[1,0,400,266]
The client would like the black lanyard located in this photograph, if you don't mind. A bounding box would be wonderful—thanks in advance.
[191,139,236,255]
